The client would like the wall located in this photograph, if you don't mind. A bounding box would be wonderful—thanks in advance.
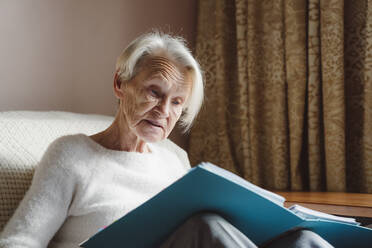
[0,0,197,148]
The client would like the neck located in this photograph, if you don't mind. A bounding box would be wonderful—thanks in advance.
[90,110,150,153]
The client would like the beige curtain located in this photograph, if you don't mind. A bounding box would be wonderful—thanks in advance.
[189,0,372,193]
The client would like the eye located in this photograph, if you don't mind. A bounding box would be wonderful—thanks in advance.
[149,89,160,97]
[172,98,183,105]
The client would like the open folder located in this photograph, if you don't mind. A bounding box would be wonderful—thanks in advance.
[80,162,372,248]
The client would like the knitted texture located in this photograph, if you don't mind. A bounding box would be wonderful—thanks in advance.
[0,133,189,247]
[0,111,189,241]
[0,111,114,231]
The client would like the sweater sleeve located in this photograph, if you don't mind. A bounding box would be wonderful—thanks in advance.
[0,138,77,248]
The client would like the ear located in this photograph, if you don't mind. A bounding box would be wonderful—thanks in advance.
[113,72,124,99]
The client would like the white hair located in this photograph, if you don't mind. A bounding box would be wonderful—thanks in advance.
[116,31,204,132]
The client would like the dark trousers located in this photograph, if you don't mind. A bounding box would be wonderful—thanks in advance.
[160,213,334,248]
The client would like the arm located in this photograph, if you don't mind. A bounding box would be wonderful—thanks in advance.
[0,139,76,248]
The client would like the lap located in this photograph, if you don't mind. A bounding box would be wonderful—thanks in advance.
[159,213,334,248]
[262,229,334,248]
[159,213,257,248]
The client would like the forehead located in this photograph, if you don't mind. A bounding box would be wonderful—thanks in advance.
[136,56,193,93]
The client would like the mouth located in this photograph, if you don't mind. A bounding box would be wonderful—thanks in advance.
[144,120,164,129]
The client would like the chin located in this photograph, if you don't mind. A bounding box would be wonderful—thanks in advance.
[135,121,169,143]
[136,130,166,143]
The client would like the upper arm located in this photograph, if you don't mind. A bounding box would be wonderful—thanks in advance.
[0,138,77,247]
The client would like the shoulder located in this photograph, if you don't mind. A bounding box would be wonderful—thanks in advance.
[39,134,94,173]
[45,134,89,158]
[153,139,191,170]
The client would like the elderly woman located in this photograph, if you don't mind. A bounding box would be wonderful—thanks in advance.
[0,32,333,248]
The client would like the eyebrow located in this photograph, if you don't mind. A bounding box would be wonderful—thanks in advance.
[147,81,189,100]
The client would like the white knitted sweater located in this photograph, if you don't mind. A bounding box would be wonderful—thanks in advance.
[0,134,190,248]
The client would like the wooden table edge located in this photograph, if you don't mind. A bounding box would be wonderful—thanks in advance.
[283,202,372,218]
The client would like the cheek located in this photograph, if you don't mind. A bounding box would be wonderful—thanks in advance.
[135,89,158,113]
[124,93,157,120]
[136,100,157,115]
[123,98,139,122]
[169,107,183,124]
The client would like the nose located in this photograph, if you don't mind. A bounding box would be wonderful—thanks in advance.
[156,98,170,118]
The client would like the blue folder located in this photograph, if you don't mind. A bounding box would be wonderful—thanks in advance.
[80,162,372,248]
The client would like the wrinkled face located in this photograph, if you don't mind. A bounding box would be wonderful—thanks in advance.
[118,56,191,143]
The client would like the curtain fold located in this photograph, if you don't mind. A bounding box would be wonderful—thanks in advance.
[190,0,372,193]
